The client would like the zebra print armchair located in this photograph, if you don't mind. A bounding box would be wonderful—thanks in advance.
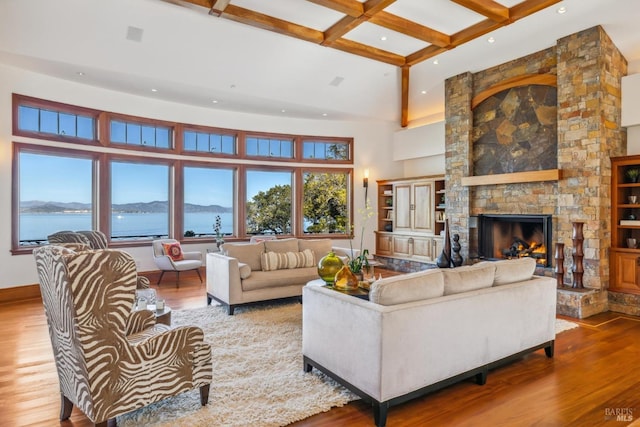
[33,245,212,427]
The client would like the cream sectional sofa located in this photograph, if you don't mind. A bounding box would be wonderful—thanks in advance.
[206,238,350,315]
[302,257,557,427]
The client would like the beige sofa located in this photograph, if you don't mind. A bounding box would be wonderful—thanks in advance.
[302,257,557,427]
[206,238,350,314]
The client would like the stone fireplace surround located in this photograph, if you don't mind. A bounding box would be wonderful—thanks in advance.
[443,26,628,318]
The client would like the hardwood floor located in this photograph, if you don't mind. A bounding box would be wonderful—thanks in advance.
[2,270,639,427]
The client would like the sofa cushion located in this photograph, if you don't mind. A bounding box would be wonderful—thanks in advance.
[489,257,537,285]
[241,267,318,291]
[298,239,333,265]
[222,242,264,271]
[442,264,495,295]
[265,238,299,253]
[238,262,252,279]
[369,269,444,306]
[261,249,315,271]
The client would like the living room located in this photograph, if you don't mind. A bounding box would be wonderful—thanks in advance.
[2,0,640,426]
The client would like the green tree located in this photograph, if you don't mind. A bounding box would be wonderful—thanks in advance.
[246,185,292,234]
[303,172,348,233]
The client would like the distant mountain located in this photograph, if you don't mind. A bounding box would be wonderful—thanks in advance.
[20,200,232,214]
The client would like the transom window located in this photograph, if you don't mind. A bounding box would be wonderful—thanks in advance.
[246,136,294,158]
[184,130,236,155]
[303,140,349,160]
[110,120,172,148]
[18,105,96,140]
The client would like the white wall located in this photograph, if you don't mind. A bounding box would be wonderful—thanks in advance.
[0,63,403,289]
[622,73,640,155]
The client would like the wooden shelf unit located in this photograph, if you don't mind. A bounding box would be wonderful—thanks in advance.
[611,155,640,295]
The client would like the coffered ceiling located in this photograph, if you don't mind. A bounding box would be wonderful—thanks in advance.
[173,0,563,126]
[1,0,639,126]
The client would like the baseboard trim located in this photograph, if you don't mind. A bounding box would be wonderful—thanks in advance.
[0,284,41,305]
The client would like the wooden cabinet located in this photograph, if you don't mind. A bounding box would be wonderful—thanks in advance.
[375,175,444,264]
[393,181,434,233]
[610,155,640,294]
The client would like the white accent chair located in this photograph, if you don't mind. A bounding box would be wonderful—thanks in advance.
[152,239,203,287]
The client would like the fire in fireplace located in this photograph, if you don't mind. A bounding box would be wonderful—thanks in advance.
[478,214,553,267]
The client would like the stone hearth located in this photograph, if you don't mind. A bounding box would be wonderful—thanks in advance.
[444,26,628,318]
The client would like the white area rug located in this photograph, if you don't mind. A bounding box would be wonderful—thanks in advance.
[555,317,580,334]
[118,303,579,427]
[117,302,355,427]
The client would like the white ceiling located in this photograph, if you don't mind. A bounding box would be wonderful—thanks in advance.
[0,0,639,126]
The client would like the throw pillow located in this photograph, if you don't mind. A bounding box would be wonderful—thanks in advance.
[261,249,315,271]
[490,257,537,285]
[265,238,299,253]
[238,262,252,279]
[298,239,332,264]
[223,242,265,271]
[162,241,184,261]
[369,269,445,306]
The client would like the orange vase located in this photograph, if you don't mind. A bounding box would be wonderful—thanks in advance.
[334,265,359,291]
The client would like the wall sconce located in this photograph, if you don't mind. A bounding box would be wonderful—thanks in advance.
[363,169,369,205]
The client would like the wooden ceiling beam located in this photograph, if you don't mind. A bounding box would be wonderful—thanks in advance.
[405,45,449,67]
[221,4,324,44]
[323,15,368,44]
[209,0,230,17]
[451,0,510,22]
[401,65,409,128]
[369,11,450,47]
[306,0,363,18]
[450,18,503,47]
[510,0,562,20]
[330,39,405,66]
[363,0,397,17]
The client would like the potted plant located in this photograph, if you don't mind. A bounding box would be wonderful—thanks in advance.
[213,215,225,250]
[626,168,640,183]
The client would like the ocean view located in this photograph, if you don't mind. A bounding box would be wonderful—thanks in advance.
[20,212,234,242]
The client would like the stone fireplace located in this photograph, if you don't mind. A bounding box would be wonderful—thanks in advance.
[478,214,552,267]
[443,26,628,318]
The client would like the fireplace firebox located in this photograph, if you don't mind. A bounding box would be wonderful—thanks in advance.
[478,214,553,267]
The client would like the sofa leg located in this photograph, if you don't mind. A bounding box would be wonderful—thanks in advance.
[475,368,488,385]
[206,295,212,305]
[545,341,555,358]
[200,384,210,406]
[304,361,313,373]
[227,305,235,315]
[373,402,389,427]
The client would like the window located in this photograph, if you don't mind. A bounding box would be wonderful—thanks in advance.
[11,95,354,252]
[302,171,349,234]
[110,161,170,240]
[16,149,94,246]
[246,170,292,235]
[246,136,294,158]
[303,140,349,160]
[17,106,95,139]
[183,166,235,237]
[110,120,171,148]
[184,130,236,155]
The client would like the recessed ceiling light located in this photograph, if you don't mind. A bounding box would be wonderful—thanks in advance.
[380,36,387,41]
[421,90,427,95]
[557,6,566,14]
[151,88,158,92]
[212,100,218,104]
[433,59,439,65]
[76,71,85,76]
[487,37,495,44]
[281,109,286,113]
[322,113,328,117]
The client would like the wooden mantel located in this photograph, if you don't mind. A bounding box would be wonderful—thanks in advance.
[460,169,562,186]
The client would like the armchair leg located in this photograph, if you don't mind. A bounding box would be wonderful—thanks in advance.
[175,271,180,288]
[200,384,211,406]
[60,393,73,420]
[157,271,166,286]
[195,268,203,283]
